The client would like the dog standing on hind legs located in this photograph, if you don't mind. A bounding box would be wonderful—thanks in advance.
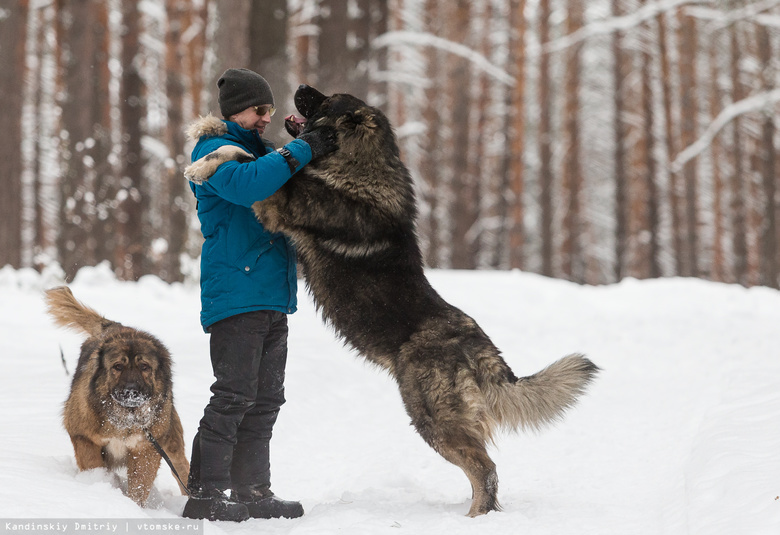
[185,84,599,516]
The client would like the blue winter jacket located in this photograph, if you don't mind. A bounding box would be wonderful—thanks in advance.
[186,116,313,331]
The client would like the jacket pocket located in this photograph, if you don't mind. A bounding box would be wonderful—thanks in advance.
[225,206,275,272]
[232,238,274,274]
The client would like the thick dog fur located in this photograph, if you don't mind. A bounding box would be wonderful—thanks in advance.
[185,85,598,516]
[45,287,189,506]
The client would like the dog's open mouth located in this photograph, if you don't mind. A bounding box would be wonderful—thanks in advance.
[285,85,329,138]
[111,389,150,408]
[285,114,307,138]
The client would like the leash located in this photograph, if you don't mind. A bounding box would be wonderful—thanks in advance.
[59,345,69,376]
[143,428,192,497]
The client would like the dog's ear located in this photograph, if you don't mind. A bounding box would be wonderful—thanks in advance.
[348,110,377,129]
[295,85,328,118]
[362,112,378,129]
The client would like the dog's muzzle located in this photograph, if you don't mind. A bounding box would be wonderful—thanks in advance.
[111,387,150,408]
[285,114,307,138]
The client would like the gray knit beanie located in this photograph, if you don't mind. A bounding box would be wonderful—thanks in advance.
[217,68,275,118]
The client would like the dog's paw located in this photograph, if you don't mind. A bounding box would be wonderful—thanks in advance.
[183,159,216,185]
[184,145,256,184]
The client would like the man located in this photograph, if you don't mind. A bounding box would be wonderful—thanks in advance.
[182,68,337,522]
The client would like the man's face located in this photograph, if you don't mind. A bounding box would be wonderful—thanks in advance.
[231,104,275,135]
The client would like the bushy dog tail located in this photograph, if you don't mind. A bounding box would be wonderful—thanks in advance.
[489,354,599,433]
[45,286,115,337]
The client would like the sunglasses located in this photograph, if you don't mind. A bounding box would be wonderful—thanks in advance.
[253,105,276,117]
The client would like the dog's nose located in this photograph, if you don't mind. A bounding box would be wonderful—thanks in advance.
[112,384,149,408]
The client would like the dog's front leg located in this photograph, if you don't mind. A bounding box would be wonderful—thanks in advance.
[252,190,289,234]
[184,145,256,184]
[126,444,162,506]
[70,435,105,471]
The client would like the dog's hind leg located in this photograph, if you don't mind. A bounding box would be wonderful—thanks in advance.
[438,434,499,517]
[398,350,501,516]
[410,413,499,516]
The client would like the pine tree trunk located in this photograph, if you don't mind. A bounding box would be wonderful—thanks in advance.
[538,0,554,277]
[89,0,115,272]
[676,8,699,277]
[420,0,443,268]
[116,0,149,280]
[0,0,27,269]
[446,0,476,269]
[346,0,371,100]
[708,37,725,282]
[756,23,777,288]
[248,0,289,144]
[187,1,210,116]
[728,23,748,286]
[561,0,584,282]
[56,0,103,280]
[289,2,313,88]
[640,4,660,279]
[368,0,389,105]
[611,0,627,281]
[657,11,682,276]
[317,0,349,95]
[161,0,190,283]
[506,0,526,270]
[213,0,250,92]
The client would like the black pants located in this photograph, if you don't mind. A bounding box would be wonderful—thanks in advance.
[188,310,288,494]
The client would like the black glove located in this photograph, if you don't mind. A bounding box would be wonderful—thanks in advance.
[298,126,339,160]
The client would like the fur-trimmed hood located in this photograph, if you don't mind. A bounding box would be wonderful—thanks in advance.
[185,113,228,141]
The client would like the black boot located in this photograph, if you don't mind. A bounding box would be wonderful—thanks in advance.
[182,489,250,522]
[231,486,304,519]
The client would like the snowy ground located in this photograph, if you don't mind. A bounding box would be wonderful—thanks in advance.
[0,264,778,534]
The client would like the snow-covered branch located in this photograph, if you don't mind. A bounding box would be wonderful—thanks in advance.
[670,89,780,173]
[686,0,780,30]
[542,0,712,54]
[372,31,514,86]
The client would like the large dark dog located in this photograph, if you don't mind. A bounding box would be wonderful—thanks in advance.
[45,287,189,506]
[185,85,598,516]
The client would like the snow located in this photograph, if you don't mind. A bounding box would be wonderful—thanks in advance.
[1,264,779,534]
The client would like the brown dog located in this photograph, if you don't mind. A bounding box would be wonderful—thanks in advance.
[45,287,189,506]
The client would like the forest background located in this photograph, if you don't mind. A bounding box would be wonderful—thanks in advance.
[1,0,779,287]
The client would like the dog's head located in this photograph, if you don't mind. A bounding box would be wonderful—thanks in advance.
[285,85,396,158]
[104,330,169,407]
[81,326,173,428]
